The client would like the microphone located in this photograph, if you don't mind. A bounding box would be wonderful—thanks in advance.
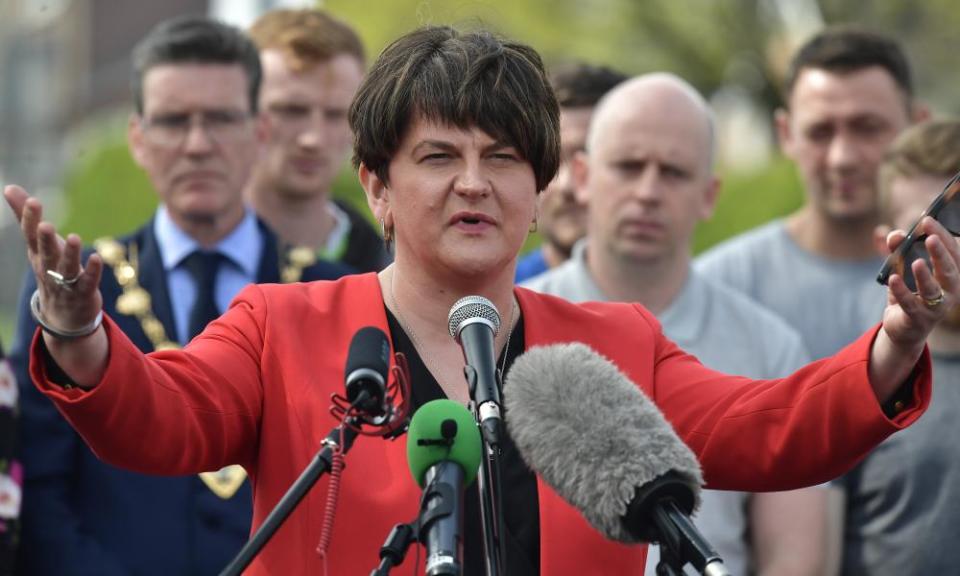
[447,296,502,444]
[345,326,391,425]
[407,400,482,576]
[504,343,731,576]
[221,328,391,576]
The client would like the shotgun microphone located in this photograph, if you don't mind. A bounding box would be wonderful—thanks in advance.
[504,343,730,576]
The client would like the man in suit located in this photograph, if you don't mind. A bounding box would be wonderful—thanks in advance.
[9,16,350,575]
[246,8,389,272]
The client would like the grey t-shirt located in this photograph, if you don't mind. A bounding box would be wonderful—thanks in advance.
[838,353,960,575]
[695,220,887,360]
[523,241,811,575]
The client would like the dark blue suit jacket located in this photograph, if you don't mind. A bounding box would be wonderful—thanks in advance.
[10,219,353,575]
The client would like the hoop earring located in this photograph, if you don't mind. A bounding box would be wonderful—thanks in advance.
[529,218,538,233]
[380,218,394,253]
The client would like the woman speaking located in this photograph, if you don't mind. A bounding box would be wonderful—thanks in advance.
[6,25,958,576]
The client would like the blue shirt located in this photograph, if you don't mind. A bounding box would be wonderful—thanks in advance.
[515,247,549,283]
[154,206,262,345]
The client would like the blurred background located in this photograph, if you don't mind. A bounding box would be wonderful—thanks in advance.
[2,0,959,344]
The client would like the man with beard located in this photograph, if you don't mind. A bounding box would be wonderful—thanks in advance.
[837,119,960,575]
[516,62,626,282]
[697,27,928,360]
[247,8,389,272]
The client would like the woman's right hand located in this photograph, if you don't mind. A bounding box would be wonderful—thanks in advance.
[5,185,104,331]
[5,184,109,387]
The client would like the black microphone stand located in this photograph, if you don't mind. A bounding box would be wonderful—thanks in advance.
[370,483,459,576]
[655,543,685,576]
[464,366,505,576]
[370,464,465,576]
[626,474,731,576]
[219,417,361,576]
[652,500,730,576]
[371,521,417,576]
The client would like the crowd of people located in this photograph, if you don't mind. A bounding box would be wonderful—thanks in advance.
[2,8,959,576]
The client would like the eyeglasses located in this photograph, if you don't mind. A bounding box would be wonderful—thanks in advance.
[140,110,252,148]
[877,170,960,291]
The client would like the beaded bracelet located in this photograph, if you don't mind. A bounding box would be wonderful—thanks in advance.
[29,289,103,340]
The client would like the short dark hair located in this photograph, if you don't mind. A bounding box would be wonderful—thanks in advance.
[131,16,262,114]
[783,26,913,104]
[349,26,560,192]
[550,62,628,108]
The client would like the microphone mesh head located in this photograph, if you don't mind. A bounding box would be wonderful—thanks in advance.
[447,295,501,339]
[504,343,704,543]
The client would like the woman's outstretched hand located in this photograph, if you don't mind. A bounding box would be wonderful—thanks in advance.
[871,216,960,403]
[4,184,109,387]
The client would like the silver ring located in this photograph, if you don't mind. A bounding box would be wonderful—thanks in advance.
[46,269,80,288]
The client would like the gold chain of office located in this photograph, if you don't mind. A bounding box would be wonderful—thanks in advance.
[93,237,318,500]
[94,238,317,351]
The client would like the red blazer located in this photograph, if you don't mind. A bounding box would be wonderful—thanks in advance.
[31,273,930,575]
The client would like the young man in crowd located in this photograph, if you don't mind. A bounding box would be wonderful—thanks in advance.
[696,27,928,360]
[836,119,960,576]
[247,8,389,272]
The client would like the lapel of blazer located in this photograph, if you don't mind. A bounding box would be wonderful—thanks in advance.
[134,220,179,346]
[516,289,649,574]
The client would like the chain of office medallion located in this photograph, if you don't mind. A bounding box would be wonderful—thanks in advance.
[94,238,318,351]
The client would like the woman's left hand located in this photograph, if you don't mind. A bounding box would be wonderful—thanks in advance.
[871,216,960,402]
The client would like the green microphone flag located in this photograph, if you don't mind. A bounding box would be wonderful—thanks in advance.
[406,399,482,487]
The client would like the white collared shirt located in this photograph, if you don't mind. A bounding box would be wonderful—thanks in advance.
[154,206,263,345]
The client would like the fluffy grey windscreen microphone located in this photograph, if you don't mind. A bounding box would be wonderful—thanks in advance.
[503,342,703,543]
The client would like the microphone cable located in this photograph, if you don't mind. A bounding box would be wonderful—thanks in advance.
[317,352,414,575]
[316,391,362,574]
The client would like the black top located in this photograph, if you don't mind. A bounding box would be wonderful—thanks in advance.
[384,310,540,575]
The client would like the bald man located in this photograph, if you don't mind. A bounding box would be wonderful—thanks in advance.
[515,62,627,282]
[523,74,829,575]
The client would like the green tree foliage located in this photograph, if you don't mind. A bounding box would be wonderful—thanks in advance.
[59,131,156,238]
[326,0,960,116]
[693,156,804,253]
[56,0,960,252]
